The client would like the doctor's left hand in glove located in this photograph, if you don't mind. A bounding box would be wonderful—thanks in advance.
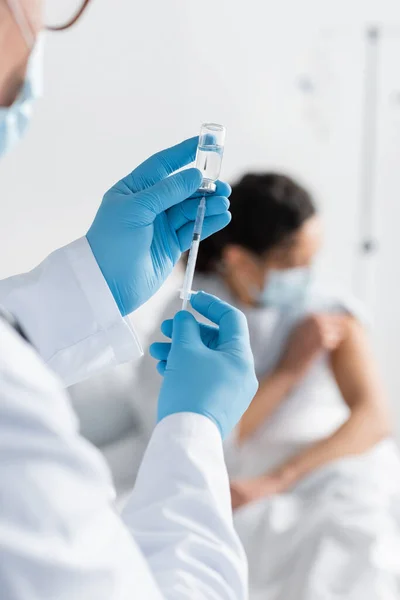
[86,138,231,316]
[0,2,255,599]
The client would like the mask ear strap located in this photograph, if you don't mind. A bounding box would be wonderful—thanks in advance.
[46,0,93,31]
[5,0,35,50]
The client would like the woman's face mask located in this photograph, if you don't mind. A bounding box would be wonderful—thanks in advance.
[257,266,312,309]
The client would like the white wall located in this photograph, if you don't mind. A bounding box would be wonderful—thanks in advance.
[1,0,400,429]
[373,31,400,427]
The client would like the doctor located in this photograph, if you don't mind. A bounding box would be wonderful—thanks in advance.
[0,2,258,599]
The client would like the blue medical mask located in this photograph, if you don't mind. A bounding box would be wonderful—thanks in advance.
[258,266,312,309]
[0,38,43,158]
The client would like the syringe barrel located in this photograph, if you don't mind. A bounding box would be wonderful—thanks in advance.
[196,123,226,194]
[193,196,206,236]
[180,197,206,308]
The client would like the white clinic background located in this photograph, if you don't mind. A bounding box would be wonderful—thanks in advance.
[1,0,400,436]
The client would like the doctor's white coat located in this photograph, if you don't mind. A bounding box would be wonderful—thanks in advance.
[0,238,247,599]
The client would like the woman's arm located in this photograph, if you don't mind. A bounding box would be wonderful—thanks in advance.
[257,317,391,495]
[237,368,302,443]
[231,316,392,508]
[292,316,390,468]
[238,314,346,443]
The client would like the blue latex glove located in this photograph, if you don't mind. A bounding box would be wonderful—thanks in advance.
[150,292,259,439]
[87,138,231,316]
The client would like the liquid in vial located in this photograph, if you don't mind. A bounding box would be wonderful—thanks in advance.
[196,145,224,189]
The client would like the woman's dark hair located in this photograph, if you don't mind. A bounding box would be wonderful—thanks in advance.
[196,173,316,273]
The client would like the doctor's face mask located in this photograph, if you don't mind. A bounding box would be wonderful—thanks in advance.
[0,0,93,157]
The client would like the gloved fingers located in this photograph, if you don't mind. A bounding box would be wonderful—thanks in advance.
[135,169,202,225]
[149,342,171,361]
[167,195,229,231]
[171,310,201,346]
[161,318,173,338]
[162,315,218,348]
[177,212,231,251]
[124,137,199,192]
[156,361,167,376]
[191,291,250,347]
[199,322,219,348]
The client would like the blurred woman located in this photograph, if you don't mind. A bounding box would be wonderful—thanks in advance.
[151,173,400,599]
[196,173,391,494]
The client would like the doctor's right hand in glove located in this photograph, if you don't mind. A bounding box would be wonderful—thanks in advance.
[150,292,259,439]
[87,138,231,316]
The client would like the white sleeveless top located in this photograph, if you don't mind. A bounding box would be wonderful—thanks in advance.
[192,274,366,479]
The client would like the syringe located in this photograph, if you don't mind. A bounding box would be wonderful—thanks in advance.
[180,123,226,310]
[181,196,206,310]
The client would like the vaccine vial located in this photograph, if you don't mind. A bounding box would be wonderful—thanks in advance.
[196,123,226,193]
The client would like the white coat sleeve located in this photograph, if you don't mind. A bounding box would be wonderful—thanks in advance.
[122,413,248,598]
[0,237,142,387]
[0,321,248,600]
